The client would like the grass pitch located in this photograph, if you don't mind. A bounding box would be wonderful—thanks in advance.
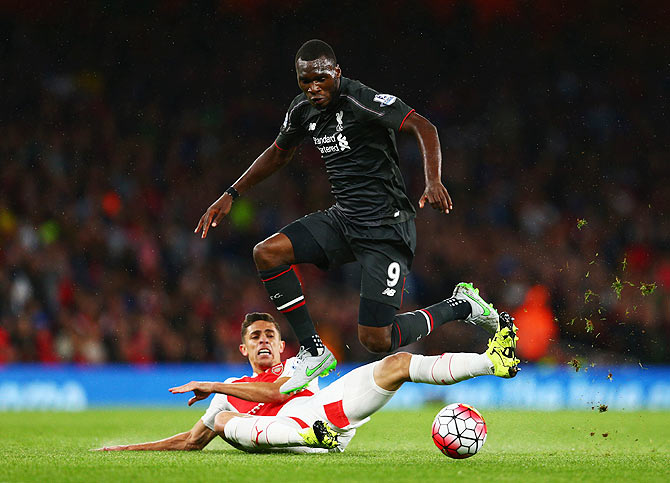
[2,407,669,482]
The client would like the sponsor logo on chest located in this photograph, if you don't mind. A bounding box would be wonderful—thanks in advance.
[311,110,351,154]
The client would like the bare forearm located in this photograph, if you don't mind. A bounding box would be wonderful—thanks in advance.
[403,113,442,184]
[419,125,442,185]
[104,432,192,451]
[209,381,288,403]
[231,144,295,195]
[416,122,442,184]
[402,112,451,213]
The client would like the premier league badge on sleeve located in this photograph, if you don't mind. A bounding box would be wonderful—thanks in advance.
[373,93,397,106]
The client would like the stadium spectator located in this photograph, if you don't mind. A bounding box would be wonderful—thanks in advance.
[0,1,667,365]
[513,285,558,361]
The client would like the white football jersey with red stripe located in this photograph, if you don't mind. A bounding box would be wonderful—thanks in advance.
[201,358,318,429]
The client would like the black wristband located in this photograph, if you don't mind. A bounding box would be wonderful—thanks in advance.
[224,187,240,201]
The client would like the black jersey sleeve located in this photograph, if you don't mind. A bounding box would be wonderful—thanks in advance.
[345,82,415,132]
[275,95,309,150]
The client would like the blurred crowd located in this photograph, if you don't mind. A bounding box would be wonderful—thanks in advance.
[1,1,668,365]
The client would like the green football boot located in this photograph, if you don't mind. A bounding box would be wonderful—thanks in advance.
[299,420,340,449]
[485,311,520,378]
[453,282,500,335]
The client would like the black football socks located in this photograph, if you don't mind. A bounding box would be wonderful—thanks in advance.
[390,298,471,350]
[259,265,322,356]
[301,334,325,356]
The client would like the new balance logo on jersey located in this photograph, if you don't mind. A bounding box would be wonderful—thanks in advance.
[382,287,396,297]
[373,93,397,106]
[308,122,316,131]
[337,133,350,151]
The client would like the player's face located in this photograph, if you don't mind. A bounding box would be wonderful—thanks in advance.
[296,56,341,109]
[239,320,285,371]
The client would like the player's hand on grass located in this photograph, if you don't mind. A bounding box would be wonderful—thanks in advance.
[169,381,213,406]
[419,181,452,214]
[194,193,234,238]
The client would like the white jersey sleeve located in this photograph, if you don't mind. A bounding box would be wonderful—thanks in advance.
[200,377,236,431]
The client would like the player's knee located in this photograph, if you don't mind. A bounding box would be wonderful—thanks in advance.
[380,352,412,376]
[253,240,274,268]
[358,299,395,353]
[358,327,391,354]
[213,412,232,434]
[253,235,293,270]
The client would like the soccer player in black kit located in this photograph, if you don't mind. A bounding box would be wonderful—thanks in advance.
[196,40,511,393]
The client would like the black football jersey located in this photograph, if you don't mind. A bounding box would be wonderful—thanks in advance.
[275,77,416,226]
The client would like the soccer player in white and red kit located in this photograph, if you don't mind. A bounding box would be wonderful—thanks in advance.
[96,311,518,453]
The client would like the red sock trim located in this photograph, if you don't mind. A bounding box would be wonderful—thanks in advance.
[430,355,441,384]
[420,309,434,332]
[261,266,293,282]
[394,321,402,347]
[280,299,306,313]
[274,140,286,151]
[324,400,350,428]
[447,354,455,383]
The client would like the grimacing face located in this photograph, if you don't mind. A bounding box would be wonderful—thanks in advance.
[239,320,285,372]
[296,56,341,109]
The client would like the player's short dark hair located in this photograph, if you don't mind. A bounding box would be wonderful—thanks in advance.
[240,312,281,343]
[295,39,337,65]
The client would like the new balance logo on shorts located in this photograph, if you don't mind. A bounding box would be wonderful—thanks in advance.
[382,287,396,297]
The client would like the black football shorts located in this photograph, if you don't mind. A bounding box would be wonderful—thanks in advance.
[280,207,416,309]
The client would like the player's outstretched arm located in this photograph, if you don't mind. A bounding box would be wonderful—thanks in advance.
[401,113,452,214]
[92,420,216,451]
[169,378,291,405]
[194,143,297,238]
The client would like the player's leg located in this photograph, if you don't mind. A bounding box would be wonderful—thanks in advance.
[385,281,502,350]
[300,351,492,430]
[374,332,517,392]
[259,212,355,394]
[357,295,477,353]
[214,412,338,450]
[355,219,500,352]
[356,259,500,353]
[253,231,319,352]
[302,321,519,438]
[407,314,519,384]
[357,257,477,353]
[255,213,352,355]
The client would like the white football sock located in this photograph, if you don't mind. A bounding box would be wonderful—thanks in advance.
[409,353,493,385]
[223,416,305,449]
